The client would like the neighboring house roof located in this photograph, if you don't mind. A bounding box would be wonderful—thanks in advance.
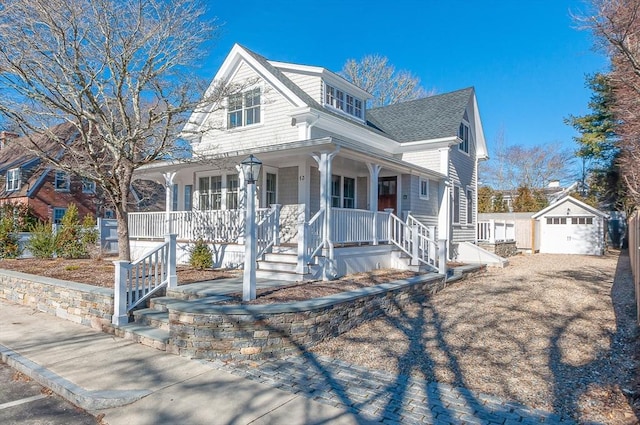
[366,88,474,143]
[0,122,78,199]
[532,195,608,219]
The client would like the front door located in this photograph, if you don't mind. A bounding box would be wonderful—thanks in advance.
[378,176,397,212]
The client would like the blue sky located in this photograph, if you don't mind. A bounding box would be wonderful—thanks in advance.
[202,1,608,163]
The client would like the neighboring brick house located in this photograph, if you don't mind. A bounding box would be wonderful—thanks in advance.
[0,123,108,223]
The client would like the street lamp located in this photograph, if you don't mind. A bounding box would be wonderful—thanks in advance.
[241,154,262,301]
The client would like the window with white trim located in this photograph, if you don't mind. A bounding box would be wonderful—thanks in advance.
[226,174,239,210]
[571,217,593,225]
[266,173,277,206]
[172,183,179,211]
[453,186,460,224]
[184,185,193,211]
[324,83,363,119]
[198,176,222,210]
[53,207,66,224]
[331,175,341,208]
[54,171,70,191]
[546,217,567,225]
[81,178,95,193]
[227,88,261,128]
[458,123,469,154]
[6,168,20,191]
[343,177,355,209]
[419,178,429,199]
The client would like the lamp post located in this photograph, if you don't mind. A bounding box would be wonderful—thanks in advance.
[241,154,262,301]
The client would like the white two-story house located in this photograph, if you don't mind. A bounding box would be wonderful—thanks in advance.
[131,44,489,280]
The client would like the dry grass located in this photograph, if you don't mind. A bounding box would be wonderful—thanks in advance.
[311,251,640,424]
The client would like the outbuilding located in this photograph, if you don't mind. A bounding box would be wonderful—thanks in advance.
[532,196,607,256]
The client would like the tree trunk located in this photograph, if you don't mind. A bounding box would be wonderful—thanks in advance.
[115,204,131,262]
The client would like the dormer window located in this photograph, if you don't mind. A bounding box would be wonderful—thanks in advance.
[324,83,363,119]
[458,123,470,154]
[6,168,20,191]
[227,88,261,129]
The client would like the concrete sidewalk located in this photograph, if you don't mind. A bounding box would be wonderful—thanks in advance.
[0,299,366,425]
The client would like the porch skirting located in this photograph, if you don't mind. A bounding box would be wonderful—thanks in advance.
[166,273,449,361]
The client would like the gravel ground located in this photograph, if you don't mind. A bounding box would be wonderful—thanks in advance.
[311,250,640,424]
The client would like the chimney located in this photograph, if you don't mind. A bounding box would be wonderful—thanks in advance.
[0,131,19,150]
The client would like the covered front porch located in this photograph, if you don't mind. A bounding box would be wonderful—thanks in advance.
[131,137,449,280]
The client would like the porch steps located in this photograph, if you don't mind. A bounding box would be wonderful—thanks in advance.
[132,308,170,331]
[114,322,170,351]
[256,248,320,282]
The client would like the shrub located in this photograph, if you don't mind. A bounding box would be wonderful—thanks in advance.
[55,204,86,259]
[0,215,21,259]
[80,214,100,258]
[27,221,56,259]
[0,201,37,232]
[189,239,213,270]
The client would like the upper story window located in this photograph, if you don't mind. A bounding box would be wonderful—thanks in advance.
[54,171,70,191]
[419,178,429,200]
[324,83,363,119]
[458,123,470,154]
[227,88,261,129]
[6,168,20,191]
[82,177,95,193]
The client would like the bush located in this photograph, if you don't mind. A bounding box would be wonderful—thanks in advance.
[0,215,21,259]
[0,202,37,232]
[55,204,86,259]
[189,239,213,270]
[80,214,99,258]
[27,221,56,259]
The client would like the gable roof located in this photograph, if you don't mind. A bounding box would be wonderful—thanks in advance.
[532,195,608,219]
[366,87,474,143]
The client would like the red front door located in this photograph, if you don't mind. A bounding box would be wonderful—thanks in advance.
[378,176,397,212]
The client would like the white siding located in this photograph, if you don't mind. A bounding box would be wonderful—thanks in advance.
[401,150,441,173]
[281,71,323,103]
[195,61,300,156]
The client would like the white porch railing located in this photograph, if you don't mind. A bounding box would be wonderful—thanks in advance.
[112,234,177,326]
[477,219,515,243]
[331,208,391,244]
[129,208,272,242]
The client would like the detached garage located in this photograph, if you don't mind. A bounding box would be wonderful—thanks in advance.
[532,196,607,256]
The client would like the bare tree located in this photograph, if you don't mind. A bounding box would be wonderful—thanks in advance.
[0,0,222,260]
[578,0,640,205]
[481,141,574,192]
[341,54,432,107]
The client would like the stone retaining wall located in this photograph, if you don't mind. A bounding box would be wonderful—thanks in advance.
[0,269,114,331]
[479,241,518,258]
[166,274,450,361]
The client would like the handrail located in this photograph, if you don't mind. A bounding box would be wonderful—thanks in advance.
[112,234,177,326]
[388,213,439,271]
[255,205,280,260]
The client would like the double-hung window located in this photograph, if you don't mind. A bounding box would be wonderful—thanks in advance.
[331,175,341,208]
[343,177,355,208]
[453,186,460,224]
[198,176,222,210]
[184,185,193,211]
[266,173,277,206]
[226,174,239,210]
[458,123,470,154]
[6,168,20,191]
[81,178,95,193]
[53,207,66,224]
[227,88,261,128]
[172,184,179,211]
[55,171,70,191]
[419,178,429,199]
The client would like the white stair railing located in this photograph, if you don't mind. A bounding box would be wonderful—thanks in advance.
[112,234,177,326]
[388,213,446,274]
[255,204,281,260]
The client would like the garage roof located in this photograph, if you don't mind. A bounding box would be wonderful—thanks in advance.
[532,195,608,219]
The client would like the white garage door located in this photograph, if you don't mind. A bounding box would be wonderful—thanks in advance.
[540,216,599,255]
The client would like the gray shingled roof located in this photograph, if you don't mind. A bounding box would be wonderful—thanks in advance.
[366,87,474,142]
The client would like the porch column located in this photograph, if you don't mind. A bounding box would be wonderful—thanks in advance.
[237,165,246,244]
[312,148,339,280]
[438,147,451,258]
[163,171,176,234]
[366,163,381,245]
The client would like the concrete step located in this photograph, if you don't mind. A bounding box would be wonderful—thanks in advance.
[115,323,170,351]
[132,308,170,331]
[255,269,307,282]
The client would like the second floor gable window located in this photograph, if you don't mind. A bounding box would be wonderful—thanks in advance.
[227,88,261,129]
[55,171,70,191]
[458,123,470,154]
[6,168,20,191]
